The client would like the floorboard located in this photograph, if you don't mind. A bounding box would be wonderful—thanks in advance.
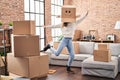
[38,65,120,80]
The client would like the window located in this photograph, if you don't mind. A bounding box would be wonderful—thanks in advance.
[51,0,63,42]
[24,0,45,50]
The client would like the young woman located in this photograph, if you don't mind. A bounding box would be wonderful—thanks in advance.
[42,11,88,73]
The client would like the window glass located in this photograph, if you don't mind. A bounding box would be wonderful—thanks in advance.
[35,1,40,13]
[40,39,45,50]
[24,0,29,12]
[24,13,30,20]
[40,2,44,13]
[30,14,35,20]
[40,15,44,25]
[24,0,45,50]
[35,14,40,26]
[30,0,35,12]
[36,27,40,35]
[51,0,63,41]
[40,27,44,38]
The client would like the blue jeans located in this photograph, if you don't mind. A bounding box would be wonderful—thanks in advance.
[50,37,75,66]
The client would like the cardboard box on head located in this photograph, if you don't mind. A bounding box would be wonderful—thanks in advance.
[61,5,76,22]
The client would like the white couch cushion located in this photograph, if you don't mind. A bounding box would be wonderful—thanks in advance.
[79,42,95,54]
[51,54,92,61]
[74,54,92,61]
[82,56,118,70]
[109,43,120,56]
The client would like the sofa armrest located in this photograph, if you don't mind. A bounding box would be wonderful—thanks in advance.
[118,55,120,72]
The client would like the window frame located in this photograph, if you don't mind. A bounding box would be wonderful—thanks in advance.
[51,0,64,42]
[24,0,45,50]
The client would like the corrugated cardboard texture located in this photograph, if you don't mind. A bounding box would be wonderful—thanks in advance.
[11,35,40,57]
[72,41,80,54]
[8,53,49,78]
[39,53,49,77]
[13,21,35,35]
[94,50,111,62]
[0,56,4,67]
[73,30,81,41]
[98,43,109,50]
[61,5,76,22]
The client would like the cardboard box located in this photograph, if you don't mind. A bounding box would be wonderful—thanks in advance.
[7,53,49,78]
[0,56,4,67]
[94,50,111,62]
[11,35,40,57]
[73,30,81,41]
[72,41,80,54]
[98,43,109,50]
[13,20,35,35]
[61,5,76,22]
[39,53,49,77]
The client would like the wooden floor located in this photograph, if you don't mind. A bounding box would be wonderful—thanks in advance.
[39,65,120,80]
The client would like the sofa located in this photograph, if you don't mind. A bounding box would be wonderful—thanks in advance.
[47,41,120,78]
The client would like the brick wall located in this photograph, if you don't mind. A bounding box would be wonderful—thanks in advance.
[45,0,52,44]
[0,0,24,47]
[70,0,120,42]
[0,0,24,27]
[0,0,120,42]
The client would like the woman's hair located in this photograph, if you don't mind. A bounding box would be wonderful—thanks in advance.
[63,22,69,27]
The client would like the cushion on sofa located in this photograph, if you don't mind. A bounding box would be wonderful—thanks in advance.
[51,54,69,60]
[74,54,92,61]
[82,56,118,70]
[118,55,120,72]
[79,42,95,54]
[109,43,120,56]
[51,54,92,61]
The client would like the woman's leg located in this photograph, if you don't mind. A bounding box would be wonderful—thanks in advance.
[50,38,67,56]
[66,39,75,67]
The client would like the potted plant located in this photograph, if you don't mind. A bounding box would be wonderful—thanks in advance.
[0,52,4,56]
[8,22,13,29]
[0,21,3,29]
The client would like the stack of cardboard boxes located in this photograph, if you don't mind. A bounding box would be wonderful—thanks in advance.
[7,21,49,79]
[94,43,111,62]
